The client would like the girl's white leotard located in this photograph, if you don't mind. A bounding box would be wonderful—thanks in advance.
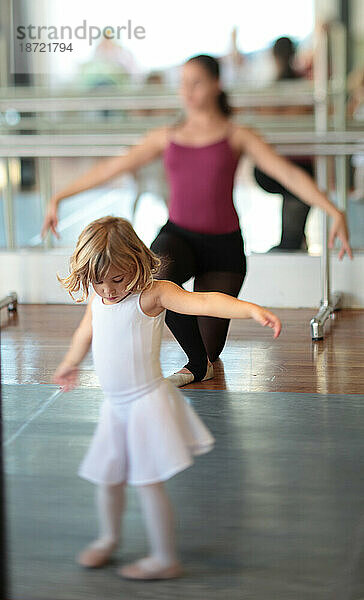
[78,291,215,486]
[91,289,166,405]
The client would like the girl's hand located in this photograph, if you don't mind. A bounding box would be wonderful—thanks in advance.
[329,211,353,260]
[53,363,79,392]
[41,203,60,239]
[250,306,282,339]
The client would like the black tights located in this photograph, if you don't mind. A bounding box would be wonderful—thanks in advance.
[254,163,313,250]
[151,225,246,381]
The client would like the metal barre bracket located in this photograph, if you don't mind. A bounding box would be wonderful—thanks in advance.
[0,292,18,313]
[310,24,347,343]
[310,292,342,340]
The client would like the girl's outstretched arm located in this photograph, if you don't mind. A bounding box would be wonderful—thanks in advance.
[155,281,281,338]
[53,294,94,391]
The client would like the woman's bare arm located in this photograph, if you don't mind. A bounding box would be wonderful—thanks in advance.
[41,127,168,238]
[238,127,352,259]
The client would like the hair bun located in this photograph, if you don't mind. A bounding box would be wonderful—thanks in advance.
[218,90,233,116]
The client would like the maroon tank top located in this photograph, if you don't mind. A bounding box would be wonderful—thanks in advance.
[163,136,241,234]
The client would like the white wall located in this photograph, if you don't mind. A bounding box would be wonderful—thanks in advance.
[1,250,363,308]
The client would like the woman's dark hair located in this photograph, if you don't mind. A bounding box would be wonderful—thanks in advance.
[272,37,298,80]
[186,54,232,116]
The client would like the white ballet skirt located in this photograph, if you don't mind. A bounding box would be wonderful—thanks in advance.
[78,291,215,486]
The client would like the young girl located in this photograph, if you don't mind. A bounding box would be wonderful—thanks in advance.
[53,215,281,581]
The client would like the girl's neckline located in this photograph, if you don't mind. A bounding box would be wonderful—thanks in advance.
[168,136,229,150]
[101,291,136,307]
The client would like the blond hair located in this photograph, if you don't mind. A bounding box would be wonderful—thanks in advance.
[58,216,162,302]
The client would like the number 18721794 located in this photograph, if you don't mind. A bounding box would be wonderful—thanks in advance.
[19,43,73,52]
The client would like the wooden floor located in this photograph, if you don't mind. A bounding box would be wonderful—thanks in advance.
[2,304,364,394]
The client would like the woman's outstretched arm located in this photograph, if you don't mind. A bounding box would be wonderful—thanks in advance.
[238,126,352,260]
[41,127,168,239]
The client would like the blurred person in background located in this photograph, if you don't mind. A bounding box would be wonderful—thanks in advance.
[78,37,140,88]
[253,36,315,251]
[220,27,248,87]
[348,66,364,202]
[78,37,141,118]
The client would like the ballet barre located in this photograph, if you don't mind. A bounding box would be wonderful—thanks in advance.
[0,132,362,157]
[0,83,316,113]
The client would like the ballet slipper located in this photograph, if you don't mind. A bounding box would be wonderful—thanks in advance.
[76,541,118,568]
[166,371,194,387]
[167,362,214,388]
[117,558,183,580]
[202,362,214,382]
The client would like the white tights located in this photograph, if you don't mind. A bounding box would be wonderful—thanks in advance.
[91,481,178,566]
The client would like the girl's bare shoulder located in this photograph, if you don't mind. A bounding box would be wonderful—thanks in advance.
[83,292,97,315]
[139,280,169,317]
[87,291,98,306]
